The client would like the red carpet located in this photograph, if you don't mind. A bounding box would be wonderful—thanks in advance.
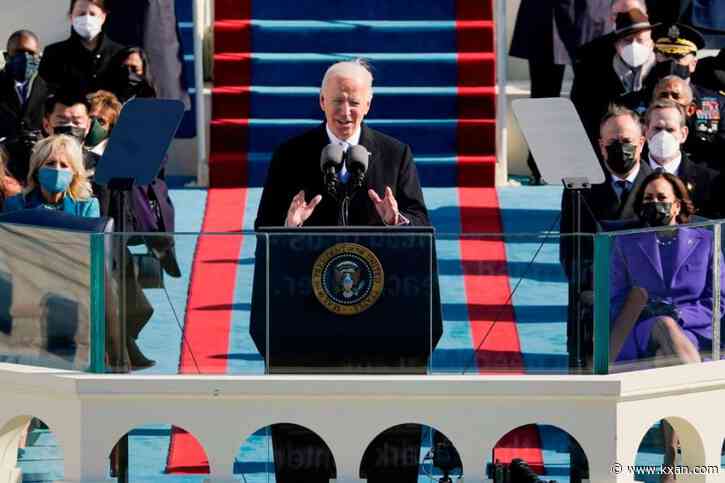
[455,0,544,472]
[165,0,252,473]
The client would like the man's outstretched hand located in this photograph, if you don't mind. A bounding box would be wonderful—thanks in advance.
[286,190,322,227]
[368,186,400,225]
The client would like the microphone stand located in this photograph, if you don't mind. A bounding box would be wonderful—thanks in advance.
[338,170,366,226]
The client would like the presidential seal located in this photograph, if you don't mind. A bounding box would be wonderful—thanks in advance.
[312,243,384,315]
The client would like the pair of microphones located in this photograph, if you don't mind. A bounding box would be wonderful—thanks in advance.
[320,143,370,198]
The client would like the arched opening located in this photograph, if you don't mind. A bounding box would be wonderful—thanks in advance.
[635,417,705,482]
[487,424,588,481]
[108,424,209,480]
[359,423,462,482]
[0,415,63,482]
[234,423,336,482]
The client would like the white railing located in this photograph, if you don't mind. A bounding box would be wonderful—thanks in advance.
[2,362,725,482]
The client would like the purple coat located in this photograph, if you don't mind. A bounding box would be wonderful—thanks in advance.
[610,227,723,361]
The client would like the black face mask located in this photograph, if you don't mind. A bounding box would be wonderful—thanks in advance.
[653,59,691,81]
[54,123,87,143]
[639,201,674,226]
[605,141,638,175]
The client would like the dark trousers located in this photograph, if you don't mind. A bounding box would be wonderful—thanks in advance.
[527,61,567,181]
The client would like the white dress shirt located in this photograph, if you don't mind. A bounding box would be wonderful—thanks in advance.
[325,124,361,183]
[648,153,682,176]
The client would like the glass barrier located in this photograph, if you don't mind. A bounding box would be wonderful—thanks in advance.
[99,230,599,376]
[3,221,722,377]
[594,220,724,374]
[0,222,100,371]
[430,232,596,375]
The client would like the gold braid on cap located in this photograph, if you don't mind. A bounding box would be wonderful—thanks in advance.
[655,26,697,56]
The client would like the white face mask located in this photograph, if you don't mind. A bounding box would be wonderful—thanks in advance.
[648,130,681,161]
[618,40,651,68]
[72,15,103,40]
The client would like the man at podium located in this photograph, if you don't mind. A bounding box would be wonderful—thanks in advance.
[252,60,444,483]
[255,58,429,229]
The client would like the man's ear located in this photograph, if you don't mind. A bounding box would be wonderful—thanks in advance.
[319,94,325,113]
[680,125,689,143]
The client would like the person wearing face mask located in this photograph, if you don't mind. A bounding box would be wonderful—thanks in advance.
[0,31,50,181]
[643,98,720,217]
[571,8,659,146]
[38,0,124,98]
[3,135,99,217]
[104,47,157,104]
[610,171,721,479]
[560,105,652,286]
[86,89,121,154]
[651,75,725,170]
[647,25,725,160]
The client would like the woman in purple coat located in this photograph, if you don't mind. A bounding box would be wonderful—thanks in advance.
[610,171,722,367]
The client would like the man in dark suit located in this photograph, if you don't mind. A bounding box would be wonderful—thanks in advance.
[0,30,50,181]
[510,0,611,183]
[254,60,431,483]
[560,105,652,380]
[571,8,658,146]
[643,98,720,217]
[255,60,429,229]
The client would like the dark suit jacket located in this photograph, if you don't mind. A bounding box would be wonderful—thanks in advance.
[559,162,653,278]
[645,0,693,25]
[510,0,611,66]
[39,32,125,97]
[675,152,721,218]
[571,46,654,145]
[0,71,51,180]
[255,124,430,228]
[0,71,49,140]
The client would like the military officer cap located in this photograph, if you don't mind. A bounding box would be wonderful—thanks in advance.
[654,23,706,57]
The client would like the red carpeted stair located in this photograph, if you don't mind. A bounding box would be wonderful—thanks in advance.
[168,0,542,475]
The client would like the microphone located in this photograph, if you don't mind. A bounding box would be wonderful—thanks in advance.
[320,143,344,198]
[346,144,370,189]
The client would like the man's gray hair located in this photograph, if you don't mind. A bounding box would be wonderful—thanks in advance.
[645,99,688,128]
[651,75,694,104]
[320,58,374,100]
[599,103,642,136]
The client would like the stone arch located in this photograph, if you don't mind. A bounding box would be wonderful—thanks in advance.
[0,415,64,482]
[359,423,463,481]
[233,422,337,481]
[634,416,706,481]
[487,423,589,481]
[108,423,210,481]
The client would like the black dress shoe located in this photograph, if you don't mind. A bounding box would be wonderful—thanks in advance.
[127,338,156,370]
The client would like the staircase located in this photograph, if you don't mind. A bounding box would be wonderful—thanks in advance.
[209,0,497,189]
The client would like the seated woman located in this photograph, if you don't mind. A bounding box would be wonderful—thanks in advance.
[4,135,100,217]
[610,171,722,367]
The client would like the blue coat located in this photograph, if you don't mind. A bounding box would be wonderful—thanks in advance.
[4,189,100,218]
[610,227,724,361]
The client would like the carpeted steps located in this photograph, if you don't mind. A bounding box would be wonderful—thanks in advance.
[170,0,506,477]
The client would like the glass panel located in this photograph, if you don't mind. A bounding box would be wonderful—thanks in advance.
[264,230,434,374]
[605,223,717,373]
[430,232,594,375]
[103,232,265,375]
[0,222,94,371]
